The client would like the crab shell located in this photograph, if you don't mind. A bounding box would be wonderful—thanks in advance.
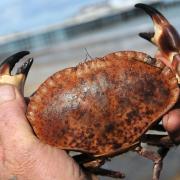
[0,3,179,161]
[26,51,179,157]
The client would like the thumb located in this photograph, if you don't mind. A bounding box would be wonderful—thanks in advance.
[0,85,36,149]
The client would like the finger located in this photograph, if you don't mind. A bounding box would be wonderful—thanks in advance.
[163,109,180,144]
[0,85,37,149]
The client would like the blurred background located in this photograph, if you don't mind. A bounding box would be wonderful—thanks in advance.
[0,0,179,179]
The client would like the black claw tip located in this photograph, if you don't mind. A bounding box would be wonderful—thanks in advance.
[0,51,30,72]
[139,32,155,42]
[135,3,167,24]
[17,58,33,77]
[135,3,161,16]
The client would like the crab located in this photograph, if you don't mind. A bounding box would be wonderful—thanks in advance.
[0,3,179,180]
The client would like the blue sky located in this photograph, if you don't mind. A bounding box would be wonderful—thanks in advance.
[0,0,103,36]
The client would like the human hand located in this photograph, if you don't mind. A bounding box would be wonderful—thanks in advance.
[0,85,98,180]
[163,109,180,144]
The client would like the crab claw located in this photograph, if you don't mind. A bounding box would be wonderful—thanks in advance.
[0,51,30,75]
[16,58,33,77]
[139,32,155,44]
[135,3,180,82]
[0,51,32,94]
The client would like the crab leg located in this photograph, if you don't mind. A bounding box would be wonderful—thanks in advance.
[73,153,99,165]
[141,134,175,147]
[73,154,125,178]
[135,146,169,180]
[135,3,180,82]
[0,51,33,94]
[84,167,125,179]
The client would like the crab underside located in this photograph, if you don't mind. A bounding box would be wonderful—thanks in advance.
[0,3,179,180]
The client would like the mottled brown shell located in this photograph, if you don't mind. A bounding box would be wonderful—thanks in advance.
[27,51,179,157]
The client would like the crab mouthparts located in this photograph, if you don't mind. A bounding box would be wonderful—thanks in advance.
[0,51,33,94]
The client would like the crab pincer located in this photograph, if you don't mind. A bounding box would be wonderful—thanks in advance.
[0,51,33,94]
[135,3,180,81]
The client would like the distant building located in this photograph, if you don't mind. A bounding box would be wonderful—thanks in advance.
[0,0,170,57]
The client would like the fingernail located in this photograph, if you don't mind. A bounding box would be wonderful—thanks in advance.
[0,85,16,104]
